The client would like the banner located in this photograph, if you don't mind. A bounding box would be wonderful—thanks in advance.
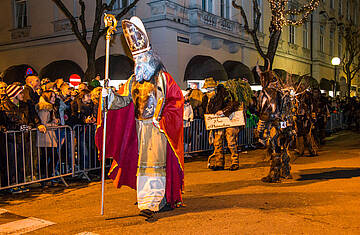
[204,110,245,130]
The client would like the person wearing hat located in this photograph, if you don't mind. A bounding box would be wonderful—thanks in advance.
[99,16,184,220]
[0,85,45,190]
[1,85,29,130]
[89,74,101,90]
[202,78,240,171]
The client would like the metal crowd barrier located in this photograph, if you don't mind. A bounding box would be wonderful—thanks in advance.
[1,112,346,191]
[326,112,344,133]
[184,119,256,154]
[0,126,74,190]
[72,124,111,179]
[1,121,254,191]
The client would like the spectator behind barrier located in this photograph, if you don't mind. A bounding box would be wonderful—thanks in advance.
[183,90,194,158]
[36,90,60,179]
[78,83,88,93]
[70,89,95,125]
[1,85,43,131]
[23,75,42,132]
[70,89,95,170]
[90,87,102,119]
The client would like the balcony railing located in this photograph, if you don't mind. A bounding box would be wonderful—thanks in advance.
[189,9,240,35]
[52,18,73,33]
[9,27,31,40]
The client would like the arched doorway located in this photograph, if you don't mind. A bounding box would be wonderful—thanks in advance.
[39,60,84,82]
[95,54,134,81]
[184,55,228,89]
[1,64,37,84]
[223,60,255,84]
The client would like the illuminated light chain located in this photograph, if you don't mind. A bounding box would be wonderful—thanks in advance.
[267,0,320,32]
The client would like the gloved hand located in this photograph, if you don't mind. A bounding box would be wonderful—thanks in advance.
[102,88,111,97]
[101,88,114,109]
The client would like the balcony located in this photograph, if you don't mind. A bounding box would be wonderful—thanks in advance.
[52,18,73,33]
[9,27,31,40]
[188,9,241,36]
[147,1,243,52]
[148,0,188,24]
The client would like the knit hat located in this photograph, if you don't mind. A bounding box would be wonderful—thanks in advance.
[7,85,23,99]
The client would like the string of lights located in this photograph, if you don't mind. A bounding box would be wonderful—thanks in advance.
[268,0,320,32]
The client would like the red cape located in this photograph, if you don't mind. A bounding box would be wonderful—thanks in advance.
[95,72,184,207]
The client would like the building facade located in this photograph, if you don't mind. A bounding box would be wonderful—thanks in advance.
[0,0,359,93]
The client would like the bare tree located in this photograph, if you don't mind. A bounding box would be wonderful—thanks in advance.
[341,24,360,96]
[232,0,320,69]
[52,0,139,82]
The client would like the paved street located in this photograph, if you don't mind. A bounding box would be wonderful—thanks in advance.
[1,131,360,234]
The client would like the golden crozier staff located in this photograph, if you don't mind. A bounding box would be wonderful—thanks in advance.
[101,13,117,216]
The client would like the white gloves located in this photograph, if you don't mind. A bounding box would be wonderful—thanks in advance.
[102,87,111,97]
[101,88,114,109]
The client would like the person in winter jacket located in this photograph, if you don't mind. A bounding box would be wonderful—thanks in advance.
[36,90,60,179]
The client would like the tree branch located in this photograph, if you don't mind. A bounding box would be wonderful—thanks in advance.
[104,0,117,11]
[89,0,104,50]
[252,0,261,33]
[232,0,266,60]
[79,0,87,39]
[52,0,89,50]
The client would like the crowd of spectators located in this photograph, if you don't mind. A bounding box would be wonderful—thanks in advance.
[0,74,103,193]
[328,96,360,130]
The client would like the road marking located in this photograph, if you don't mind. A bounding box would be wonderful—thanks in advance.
[0,217,55,234]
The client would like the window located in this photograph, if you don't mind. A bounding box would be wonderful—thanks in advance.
[73,0,77,17]
[330,29,334,55]
[303,22,309,48]
[320,25,325,52]
[53,3,59,20]
[289,15,295,44]
[330,0,334,9]
[107,0,132,10]
[202,0,213,13]
[338,33,343,58]
[14,0,28,28]
[220,0,230,19]
[338,0,342,16]
[253,0,263,32]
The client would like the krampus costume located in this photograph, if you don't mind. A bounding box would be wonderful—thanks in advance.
[256,64,298,183]
[202,78,240,171]
[96,17,184,220]
[312,88,330,145]
[294,89,318,156]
